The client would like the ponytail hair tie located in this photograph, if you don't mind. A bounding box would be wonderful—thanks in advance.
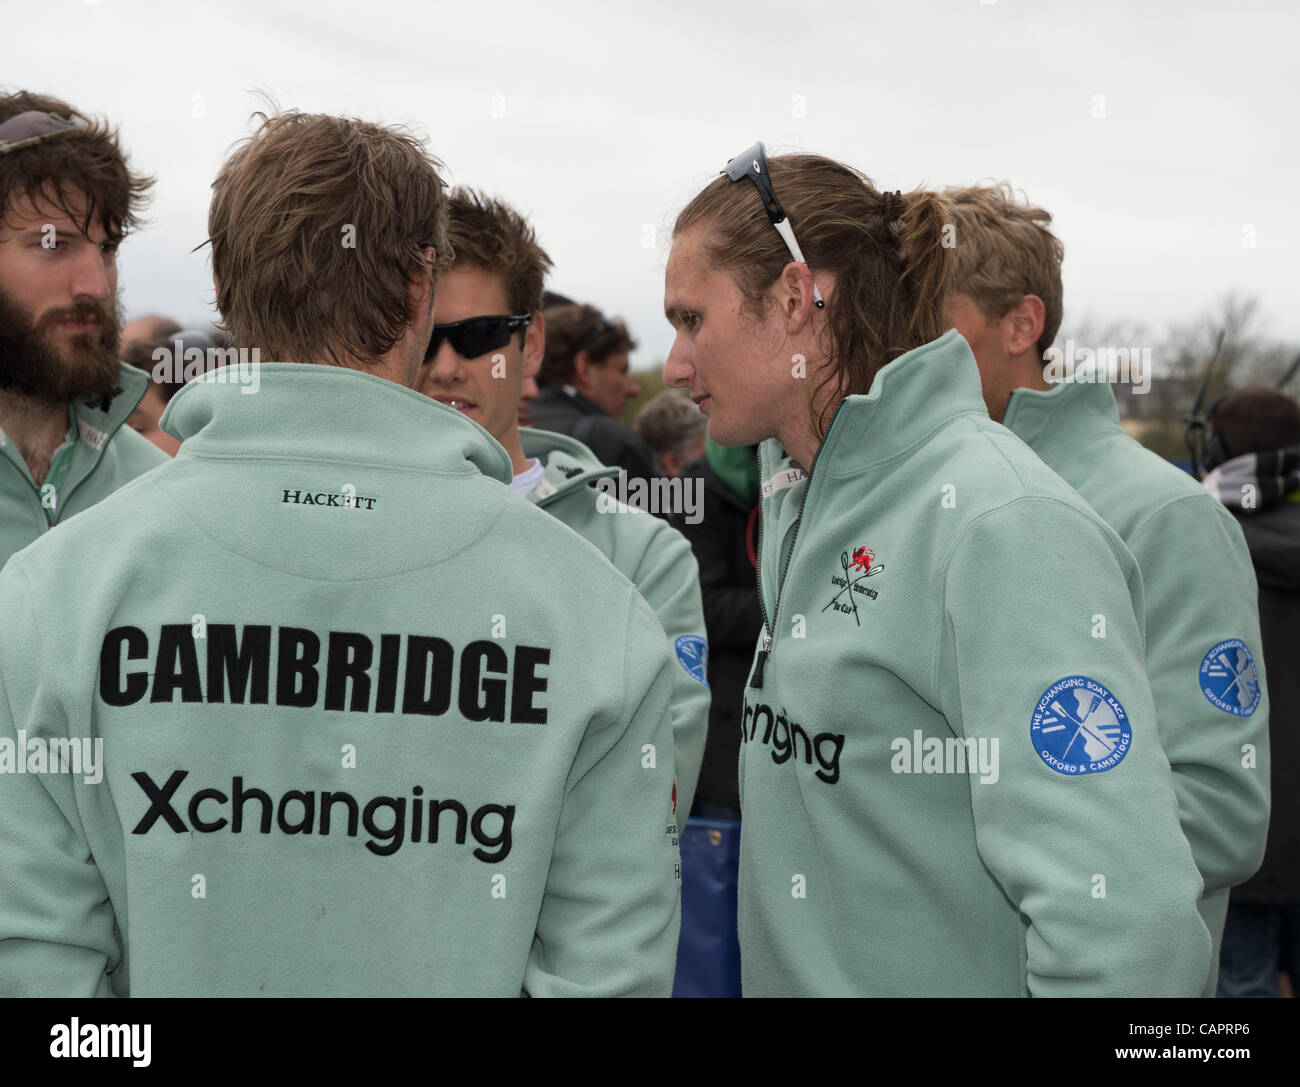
[882,189,904,221]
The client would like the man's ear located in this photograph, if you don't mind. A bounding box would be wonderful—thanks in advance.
[572,348,594,391]
[777,260,819,334]
[408,248,437,329]
[1003,294,1046,359]
[523,312,544,379]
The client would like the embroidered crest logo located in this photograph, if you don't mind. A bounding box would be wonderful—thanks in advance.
[1031,676,1132,775]
[674,634,709,686]
[1199,639,1260,716]
[822,545,884,626]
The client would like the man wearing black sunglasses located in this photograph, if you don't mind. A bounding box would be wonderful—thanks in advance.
[417,187,709,823]
[420,283,539,449]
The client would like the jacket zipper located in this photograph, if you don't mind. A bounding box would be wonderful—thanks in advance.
[1,425,78,529]
[750,400,846,689]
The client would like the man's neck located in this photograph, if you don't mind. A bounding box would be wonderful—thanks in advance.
[0,390,71,485]
[500,424,530,477]
[999,356,1054,423]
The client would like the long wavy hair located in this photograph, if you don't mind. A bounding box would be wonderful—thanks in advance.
[674,153,955,439]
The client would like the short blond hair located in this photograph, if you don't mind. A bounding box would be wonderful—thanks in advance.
[944,183,1064,357]
[208,108,450,366]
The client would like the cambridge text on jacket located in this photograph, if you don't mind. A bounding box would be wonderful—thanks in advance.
[0,364,680,997]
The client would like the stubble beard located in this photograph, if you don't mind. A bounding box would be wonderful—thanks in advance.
[0,283,123,406]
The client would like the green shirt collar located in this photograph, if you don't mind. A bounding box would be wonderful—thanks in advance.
[1001,377,1123,461]
[68,360,152,454]
[161,362,513,483]
[811,329,989,479]
[0,360,151,495]
[518,426,619,505]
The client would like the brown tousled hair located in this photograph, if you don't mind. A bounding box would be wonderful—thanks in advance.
[674,153,955,439]
[445,188,553,317]
[538,303,637,387]
[1212,386,1300,459]
[943,183,1064,358]
[0,90,152,241]
[207,108,450,366]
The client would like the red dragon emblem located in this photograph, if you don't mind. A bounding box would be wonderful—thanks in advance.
[850,546,874,573]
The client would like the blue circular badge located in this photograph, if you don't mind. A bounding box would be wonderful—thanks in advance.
[674,635,709,687]
[1031,676,1132,776]
[1199,639,1260,716]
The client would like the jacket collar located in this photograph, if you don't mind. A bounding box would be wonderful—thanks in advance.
[0,361,150,485]
[536,384,604,417]
[809,329,989,480]
[161,362,513,483]
[1001,376,1121,460]
[69,360,151,446]
[519,426,618,505]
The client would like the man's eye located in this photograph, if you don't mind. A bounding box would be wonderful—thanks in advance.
[683,312,701,330]
[100,242,119,256]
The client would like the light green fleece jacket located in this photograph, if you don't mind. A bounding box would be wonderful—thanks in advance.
[518,428,709,821]
[0,363,679,997]
[1,361,167,568]
[1003,378,1270,996]
[739,330,1210,997]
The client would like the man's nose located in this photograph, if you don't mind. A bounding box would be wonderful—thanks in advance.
[70,243,113,301]
[663,335,694,389]
[421,338,465,388]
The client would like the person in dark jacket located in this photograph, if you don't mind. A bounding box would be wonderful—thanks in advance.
[1204,385,1300,997]
[670,438,762,819]
[634,388,706,480]
[668,438,761,997]
[526,301,654,481]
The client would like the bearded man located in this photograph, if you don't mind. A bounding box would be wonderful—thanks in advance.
[0,91,165,567]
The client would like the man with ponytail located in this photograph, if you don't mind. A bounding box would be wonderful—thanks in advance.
[945,183,1268,997]
[663,144,1210,996]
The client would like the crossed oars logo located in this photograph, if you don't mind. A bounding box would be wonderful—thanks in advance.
[822,547,883,627]
[1211,649,1257,708]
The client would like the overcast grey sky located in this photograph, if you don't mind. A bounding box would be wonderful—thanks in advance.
[7,0,1297,366]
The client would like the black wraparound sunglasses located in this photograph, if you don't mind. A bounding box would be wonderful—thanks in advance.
[425,313,532,361]
[723,141,824,308]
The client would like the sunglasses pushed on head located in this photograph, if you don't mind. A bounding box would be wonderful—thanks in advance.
[723,141,824,309]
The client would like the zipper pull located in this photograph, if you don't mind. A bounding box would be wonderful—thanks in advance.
[750,630,772,689]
